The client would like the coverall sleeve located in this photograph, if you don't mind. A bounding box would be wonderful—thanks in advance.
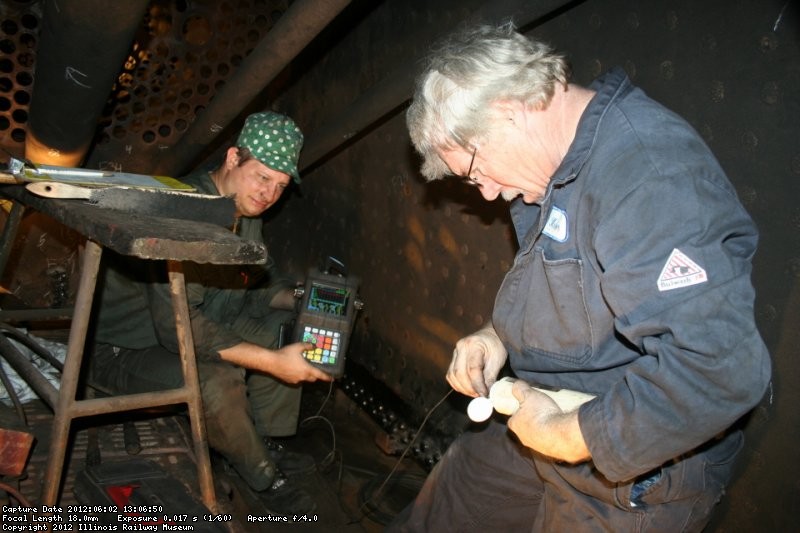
[579,173,771,482]
[239,254,297,319]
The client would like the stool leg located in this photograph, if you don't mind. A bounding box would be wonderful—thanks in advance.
[41,240,103,505]
[0,201,25,277]
[167,260,218,513]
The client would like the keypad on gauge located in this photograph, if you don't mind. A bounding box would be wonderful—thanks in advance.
[302,326,340,365]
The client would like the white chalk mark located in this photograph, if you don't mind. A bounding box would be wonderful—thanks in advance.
[65,66,91,88]
[774,1,789,32]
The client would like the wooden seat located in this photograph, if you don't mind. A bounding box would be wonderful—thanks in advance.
[0,184,266,511]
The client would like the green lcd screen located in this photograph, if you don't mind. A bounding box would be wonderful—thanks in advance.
[307,283,350,317]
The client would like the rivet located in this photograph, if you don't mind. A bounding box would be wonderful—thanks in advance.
[710,80,725,103]
[659,60,675,80]
[761,81,779,105]
[741,131,758,149]
[665,10,678,31]
[790,155,800,175]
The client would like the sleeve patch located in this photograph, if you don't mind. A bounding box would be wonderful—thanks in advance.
[657,248,708,292]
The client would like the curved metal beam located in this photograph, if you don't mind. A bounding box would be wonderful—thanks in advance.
[299,0,583,173]
[25,0,150,167]
[155,0,352,177]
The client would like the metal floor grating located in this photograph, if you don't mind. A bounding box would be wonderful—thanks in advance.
[3,387,423,532]
[15,400,202,509]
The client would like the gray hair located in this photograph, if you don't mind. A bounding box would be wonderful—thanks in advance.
[406,22,569,180]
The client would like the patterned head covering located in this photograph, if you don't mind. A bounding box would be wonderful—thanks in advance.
[236,111,304,182]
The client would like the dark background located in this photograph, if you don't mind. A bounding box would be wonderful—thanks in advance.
[1,0,797,530]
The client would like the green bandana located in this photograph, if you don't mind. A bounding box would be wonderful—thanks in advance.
[236,111,304,182]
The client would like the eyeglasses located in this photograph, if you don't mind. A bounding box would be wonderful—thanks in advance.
[461,146,478,183]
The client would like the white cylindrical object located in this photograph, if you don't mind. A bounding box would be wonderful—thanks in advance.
[535,387,596,412]
[467,377,596,422]
[489,377,521,415]
[467,396,493,422]
[489,377,596,415]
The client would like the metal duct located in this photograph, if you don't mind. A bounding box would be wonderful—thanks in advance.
[299,0,583,173]
[25,0,150,167]
[154,0,352,177]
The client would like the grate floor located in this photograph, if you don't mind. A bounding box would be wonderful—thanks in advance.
[2,385,424,532]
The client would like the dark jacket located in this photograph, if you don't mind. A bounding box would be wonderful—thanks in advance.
[493,68,771,483]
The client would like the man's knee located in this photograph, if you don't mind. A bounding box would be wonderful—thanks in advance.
[198,361,247,414]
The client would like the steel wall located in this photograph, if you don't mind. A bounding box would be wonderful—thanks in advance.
[1,0,798,529]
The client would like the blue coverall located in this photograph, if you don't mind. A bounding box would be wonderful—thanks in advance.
[393,68,771,532]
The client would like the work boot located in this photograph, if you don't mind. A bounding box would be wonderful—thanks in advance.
[264,437,316,475]
[215,454,316,515]
[257,468,317,516]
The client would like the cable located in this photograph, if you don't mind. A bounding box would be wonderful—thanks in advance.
[0,347,27,424]
[0,481,33,507]
[300,414,337,469]
[296,380,452,525]
[312,378,336,418]
[0,324,64,372]
[295,378,352,517]
[358,471,427,525]
[298,379,339,468]
[351,388,454,524]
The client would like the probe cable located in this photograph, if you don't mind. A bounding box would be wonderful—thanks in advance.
[298,381,454,525]
[352,387,454,524]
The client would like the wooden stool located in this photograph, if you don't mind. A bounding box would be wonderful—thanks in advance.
[0,185,266,512]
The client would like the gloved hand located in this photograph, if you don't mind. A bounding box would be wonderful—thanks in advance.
[467,377,596,422]
[447,324,507,398]
[466,378,594,463]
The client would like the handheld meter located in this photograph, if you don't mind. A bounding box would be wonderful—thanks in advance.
[293,266,361,378]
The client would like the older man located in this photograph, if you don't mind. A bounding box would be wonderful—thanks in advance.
[89,111,330,515]
[392,23,771,532]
